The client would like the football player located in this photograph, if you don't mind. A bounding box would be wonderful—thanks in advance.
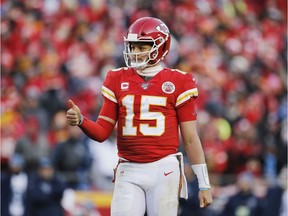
[67,17,213,216]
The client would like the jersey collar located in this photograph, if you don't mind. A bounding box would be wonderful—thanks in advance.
[136,64,163,77]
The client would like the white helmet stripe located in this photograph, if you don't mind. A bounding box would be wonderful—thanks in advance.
[127,33,138,40]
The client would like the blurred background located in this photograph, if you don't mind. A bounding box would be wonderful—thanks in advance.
[1,0,287,216]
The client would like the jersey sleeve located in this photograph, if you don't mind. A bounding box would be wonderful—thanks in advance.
[177,98,197,122]
[175,72,198,122]
[101,70,118,104]
[175,72,198,108]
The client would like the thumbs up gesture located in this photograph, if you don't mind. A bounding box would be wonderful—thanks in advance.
[67,100,82,126]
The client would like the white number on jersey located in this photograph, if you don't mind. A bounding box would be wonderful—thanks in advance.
[122,95,167,136]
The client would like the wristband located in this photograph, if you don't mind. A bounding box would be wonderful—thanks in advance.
[78,114,84,126]
[199,188,210,191]
[191,163,211,189]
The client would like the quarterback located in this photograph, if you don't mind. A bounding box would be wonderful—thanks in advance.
[67,17,213,216]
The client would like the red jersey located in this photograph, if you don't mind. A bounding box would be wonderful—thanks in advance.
[102,67,198,162]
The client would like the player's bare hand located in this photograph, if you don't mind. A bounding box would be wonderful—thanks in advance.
[67,99,81,126]
[198,189,213,208]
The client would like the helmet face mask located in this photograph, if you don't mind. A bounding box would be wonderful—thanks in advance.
[123,17,171,70]
[124,40,159,70]
[126,49,150,70]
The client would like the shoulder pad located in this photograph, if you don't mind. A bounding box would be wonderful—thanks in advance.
[171,69,187,75]
[111,67,129,72]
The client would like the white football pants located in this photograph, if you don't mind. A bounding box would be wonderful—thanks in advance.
[111,155,181,216]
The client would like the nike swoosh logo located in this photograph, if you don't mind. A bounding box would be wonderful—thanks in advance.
[164,171,173,176]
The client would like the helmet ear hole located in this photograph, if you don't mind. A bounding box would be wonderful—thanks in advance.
[149,50,158,60]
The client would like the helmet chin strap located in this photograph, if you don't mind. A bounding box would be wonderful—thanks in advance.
[136,64,163,77]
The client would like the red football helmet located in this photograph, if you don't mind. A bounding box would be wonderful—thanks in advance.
[123,17,171,69]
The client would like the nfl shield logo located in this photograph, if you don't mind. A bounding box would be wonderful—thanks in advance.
[140,83,150,90]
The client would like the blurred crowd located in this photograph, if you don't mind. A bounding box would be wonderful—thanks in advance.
[1,0,287,215]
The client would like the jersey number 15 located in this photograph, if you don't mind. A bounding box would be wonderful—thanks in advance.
[122,95,167,136]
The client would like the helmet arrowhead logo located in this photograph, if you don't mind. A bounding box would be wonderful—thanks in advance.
[156,23,169,35]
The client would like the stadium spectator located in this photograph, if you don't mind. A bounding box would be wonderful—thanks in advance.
[220,172,264,216]
[14,116,51,172]
[1,154,29,216]
[26,157,66,216]
[52,126,93,190]
[261,166,288,216]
